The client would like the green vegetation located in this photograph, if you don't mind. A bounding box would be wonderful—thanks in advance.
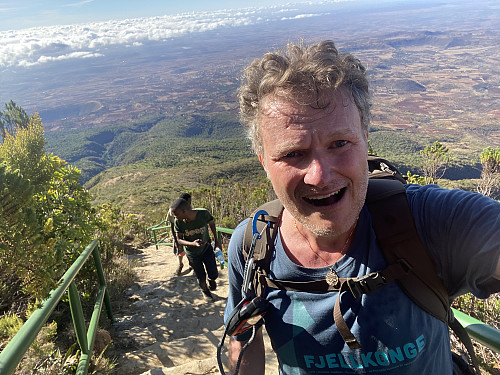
[0,107,137,374]
[44,111,263,222]
[0,114,100,301]
[478,146,500,197]
[192,178,276,229]
[45,112,250,183]
[0,100,30,141]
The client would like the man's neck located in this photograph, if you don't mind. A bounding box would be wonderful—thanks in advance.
[280,209,356,267]
[185,209,197,222]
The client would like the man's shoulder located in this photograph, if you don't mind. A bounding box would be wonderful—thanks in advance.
[165,208,174,223]
[193,208,214,223]
[403,183,497,210]
[230,218,251,245]
[236,217,251,232]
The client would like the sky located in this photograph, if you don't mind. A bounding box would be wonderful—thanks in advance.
[0,0,353,69]
[0,0,327,31]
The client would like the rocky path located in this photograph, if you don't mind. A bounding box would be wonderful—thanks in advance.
[107,244,278,374]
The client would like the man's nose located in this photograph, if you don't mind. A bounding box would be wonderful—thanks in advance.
[303,157,334,187]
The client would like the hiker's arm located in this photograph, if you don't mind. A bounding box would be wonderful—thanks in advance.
[176,233,204,247]
[494,256,500,280]
[228,328,265,374]
[209,220,222,249]
[170,222,180,247]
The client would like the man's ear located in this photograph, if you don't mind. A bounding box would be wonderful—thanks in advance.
[258,154,271,179]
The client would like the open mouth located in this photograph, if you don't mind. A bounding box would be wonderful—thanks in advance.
[303,187,346,207]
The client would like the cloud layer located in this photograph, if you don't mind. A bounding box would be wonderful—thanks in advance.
[0,3,336,68]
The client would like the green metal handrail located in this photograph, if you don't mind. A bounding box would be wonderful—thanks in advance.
[147,220,173,249]
[0,239,114,375]
[452,308,500,353]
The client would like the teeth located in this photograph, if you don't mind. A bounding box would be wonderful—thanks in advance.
[308,190,341,200]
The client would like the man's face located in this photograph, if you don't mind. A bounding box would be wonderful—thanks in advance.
[258,87,369,237]
[173,208,188,221]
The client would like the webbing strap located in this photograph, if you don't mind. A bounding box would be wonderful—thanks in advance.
[449,313,481,374]
[258,259,411,295]
[258,260,413,350]
[333,261,412,349]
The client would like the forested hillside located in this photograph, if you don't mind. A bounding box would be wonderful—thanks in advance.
[44,113,491,224]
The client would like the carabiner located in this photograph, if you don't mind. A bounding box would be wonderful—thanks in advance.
[252,209,269,239]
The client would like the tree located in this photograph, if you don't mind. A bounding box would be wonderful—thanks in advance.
[0,111,102,306]
[405,170,425,185]
[192,178,275,229]
[0,113,46,186]
[420,141,452,184]
[477,146,500,198]
[0,100,30,142]
[0,164,48,308]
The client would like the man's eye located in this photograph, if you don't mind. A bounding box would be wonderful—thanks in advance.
[333,140,348,148]
[283,151,299,158]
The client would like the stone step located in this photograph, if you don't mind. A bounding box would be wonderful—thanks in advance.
[136,327,279,375]
[117,326,225,375]
[138,356,219,375]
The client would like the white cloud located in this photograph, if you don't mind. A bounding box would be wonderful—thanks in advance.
[18,51,104,67]
[281,13,322,20]
[0,3,338,68]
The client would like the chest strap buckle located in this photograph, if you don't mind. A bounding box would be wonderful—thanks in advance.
[346,272,387,299]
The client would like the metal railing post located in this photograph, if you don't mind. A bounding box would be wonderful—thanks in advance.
[0,239,114,375]
[92,243,114,322]
[76,285,107,375]
[153,229,158,249]
[68,281,89,355]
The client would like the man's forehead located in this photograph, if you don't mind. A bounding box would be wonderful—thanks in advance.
[259,88,354,124]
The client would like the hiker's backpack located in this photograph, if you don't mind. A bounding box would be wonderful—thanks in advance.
[242,155,479,374]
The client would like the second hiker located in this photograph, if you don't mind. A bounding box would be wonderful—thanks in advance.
[170,197,221,300]
[166,192,192,276]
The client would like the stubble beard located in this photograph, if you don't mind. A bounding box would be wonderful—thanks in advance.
[291,177,368,239]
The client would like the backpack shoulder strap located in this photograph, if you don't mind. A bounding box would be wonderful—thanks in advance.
[366,178,480,374]
[243,199,283,259]
[242,200,283,296]
[366,178,450,323]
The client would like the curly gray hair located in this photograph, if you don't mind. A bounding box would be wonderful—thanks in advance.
[238,40,371,155]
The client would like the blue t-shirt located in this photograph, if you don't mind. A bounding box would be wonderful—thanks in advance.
[224,184,500,375]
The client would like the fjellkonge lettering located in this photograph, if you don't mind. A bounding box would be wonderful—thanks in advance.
[304,334,425,370]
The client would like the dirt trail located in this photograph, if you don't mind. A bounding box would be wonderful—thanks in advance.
[107,243,277,374]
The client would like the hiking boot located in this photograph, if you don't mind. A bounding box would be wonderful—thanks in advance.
[175,263,183,276]
[202,289,213,300]
[208,279,217,291]
[199,279,208,290]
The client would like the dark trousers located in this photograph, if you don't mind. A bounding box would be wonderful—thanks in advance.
[186,245,218,290]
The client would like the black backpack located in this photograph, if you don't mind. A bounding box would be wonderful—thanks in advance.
[242,155,479,374]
